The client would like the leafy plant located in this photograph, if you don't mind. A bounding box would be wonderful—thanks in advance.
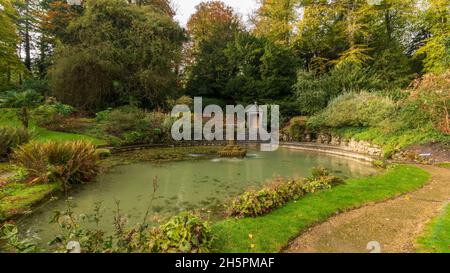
[227,168,344,218]
[0,89,43,108]
[151,212,214,253]
[99,106,174,145]
[33,99,76,130]
[13,141,99,186]
[0,224,39,253]
[0,126,34,160]
[307,92,396,128]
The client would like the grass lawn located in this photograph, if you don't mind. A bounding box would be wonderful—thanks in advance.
[0,108,107,145]
[416,205,450,253]
[437,162,450,169]
[0,182,60,222]
[212,165,430,253]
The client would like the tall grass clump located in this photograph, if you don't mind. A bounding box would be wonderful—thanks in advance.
[13,141,99,186]
[0,126,34,160]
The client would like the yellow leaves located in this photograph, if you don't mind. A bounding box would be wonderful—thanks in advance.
[330,45,373,68]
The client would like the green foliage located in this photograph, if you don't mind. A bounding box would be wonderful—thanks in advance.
[310,166,330,179]
[281,116,308,141]
[294,64,385,115]
[3,202,213,253]
[0,224,38,253]
[152,212,214,253]
[13,141,99,186]
[307,92,396,128]
[33,99,76,129]
[213,165,430,252]
[166,96,194,110]
[0,89,43,108]
[0,0,24,90]
[50,0,186,111]
[0,125,33,159]
[218,144,247,158]
[417,204,450,253]
[437,162,450,169]
[308,72,450,157]
[98,106,174,145]
[0,181,59,222]
[226,169,343,218]
[95,148,111,159]
[372,160,387,169]
[415,0,450,73]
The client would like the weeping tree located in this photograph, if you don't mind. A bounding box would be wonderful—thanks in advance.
[49,0,186,111]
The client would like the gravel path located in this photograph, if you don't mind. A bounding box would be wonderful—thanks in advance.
[285,165,450,253]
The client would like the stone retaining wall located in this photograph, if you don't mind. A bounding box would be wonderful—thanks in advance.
[282,131,383,157]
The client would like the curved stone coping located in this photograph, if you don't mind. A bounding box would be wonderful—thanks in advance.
[102,141,378,162]
[102,141,261,154]
[280,142,377,162]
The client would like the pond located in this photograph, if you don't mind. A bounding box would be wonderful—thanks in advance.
[18,147,377,247]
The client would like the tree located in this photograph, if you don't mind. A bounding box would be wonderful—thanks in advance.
[415,0,450,73]
[185,1,241,100]
[13,0,40,72]
[36,0,83,78]
[252,0,299,45]
[49,0,186,111]
[187,1,239,52]
[0,0,24,89]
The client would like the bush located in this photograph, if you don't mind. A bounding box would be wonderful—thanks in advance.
[227,169,344,218]
[0,90,43,108]
[13,141,99,185]
[310,166,330,179]
[308,92,396,128]
[33,99,76,130]
[0,126,34,160]
[282,116,308,142]
[166,96,193,110]
[294,64,384,115]
[99,106,174,145]
[404,72,450,134]
[151,212,214,253]
[94,148,112,159]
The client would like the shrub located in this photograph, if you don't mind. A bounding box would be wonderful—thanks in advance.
[13,141,99,185]
[0,126,33,159]
[3,208,213,253]
[33,99,76,130]
[99,106,174,145]
[151,212,214,253]
[282,116,308,141]
[310,166,330,179]
[166,96,193,110]
[0,90,43,108]
[372,160,387,168]
[227,169,344,218]
[95,148,112,159]
[405,72,450,134]
[307,92,396,128]
[294,64,384,115]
